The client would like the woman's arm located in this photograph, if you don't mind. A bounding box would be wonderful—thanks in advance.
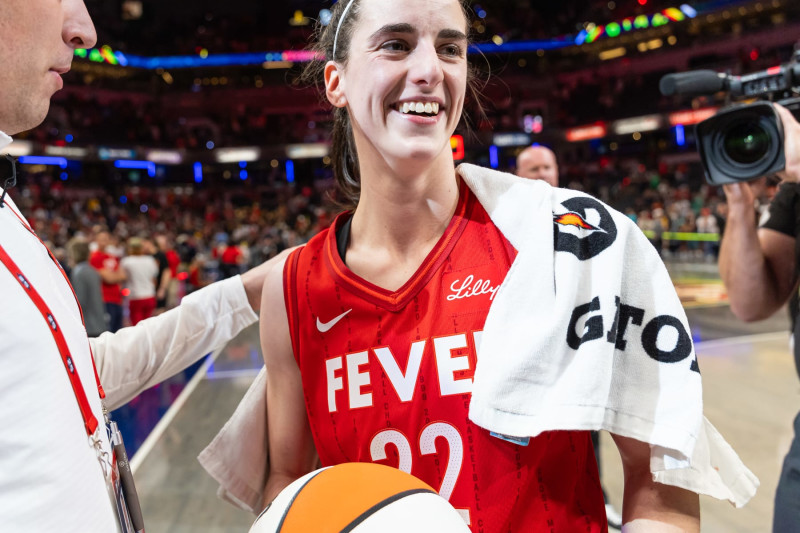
[259,251,318,509]
[92,252,289,410]
[612,434,700,532]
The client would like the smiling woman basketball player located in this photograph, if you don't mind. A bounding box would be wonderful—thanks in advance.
[258,1,702,531]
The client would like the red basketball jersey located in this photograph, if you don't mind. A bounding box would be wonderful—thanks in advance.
[284,183,606,532]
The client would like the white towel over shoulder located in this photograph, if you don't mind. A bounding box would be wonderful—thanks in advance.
[459,163,757,507]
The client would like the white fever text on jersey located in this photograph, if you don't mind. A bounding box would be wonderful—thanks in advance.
[325,331,484,412]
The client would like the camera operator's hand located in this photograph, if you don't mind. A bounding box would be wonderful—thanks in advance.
[775,104,800,183]
[721,181,754,216]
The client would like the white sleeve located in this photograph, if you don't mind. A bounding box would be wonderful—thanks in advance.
[91,275,259,410]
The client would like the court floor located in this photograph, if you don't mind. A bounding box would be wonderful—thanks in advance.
[130,263,799,532]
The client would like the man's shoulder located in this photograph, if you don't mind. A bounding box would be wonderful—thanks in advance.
[73,262,100,280]
[772,181,800,201]
[766,182,800,217]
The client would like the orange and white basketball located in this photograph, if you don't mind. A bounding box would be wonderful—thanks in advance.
[249,462,470,532]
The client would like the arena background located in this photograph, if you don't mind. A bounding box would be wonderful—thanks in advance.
[3,0,799,531]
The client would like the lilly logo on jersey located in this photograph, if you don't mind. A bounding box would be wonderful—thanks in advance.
[447,275,499,302]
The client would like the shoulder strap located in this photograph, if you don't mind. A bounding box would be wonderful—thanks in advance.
[0,243,101,435]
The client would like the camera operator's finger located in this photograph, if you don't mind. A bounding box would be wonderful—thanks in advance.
[774,104,800,182]
[722,182,755,211]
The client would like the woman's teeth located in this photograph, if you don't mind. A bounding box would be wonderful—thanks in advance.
[399,102,440,116]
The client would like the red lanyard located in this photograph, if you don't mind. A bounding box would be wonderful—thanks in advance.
[0,203,105,436]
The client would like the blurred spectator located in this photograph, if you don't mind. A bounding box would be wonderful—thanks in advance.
[516,145,559,187]
[144,236,169,313]
[186,254,210,295]
[696,207,720,259]
[53,246,71,279]
[120,237,159,325]
[219,239,245,279]
[67,237,109,337]
[153,234,179,311]
[90,230,126,332]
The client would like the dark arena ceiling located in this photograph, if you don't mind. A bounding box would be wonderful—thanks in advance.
[87,0,694,52]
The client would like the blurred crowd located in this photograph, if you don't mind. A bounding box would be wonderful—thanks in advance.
[8,151,775,338]
[11,174,336,335]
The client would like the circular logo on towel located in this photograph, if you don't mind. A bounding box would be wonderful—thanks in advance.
[553,197,617,260]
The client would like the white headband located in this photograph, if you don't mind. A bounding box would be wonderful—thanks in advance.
[332,0,356,59]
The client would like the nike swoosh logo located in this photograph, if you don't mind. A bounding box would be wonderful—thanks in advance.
[316,309,352,333]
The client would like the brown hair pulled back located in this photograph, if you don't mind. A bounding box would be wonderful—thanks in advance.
[300,0,482,209]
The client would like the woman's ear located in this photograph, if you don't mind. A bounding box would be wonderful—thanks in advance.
[324,61,347,108]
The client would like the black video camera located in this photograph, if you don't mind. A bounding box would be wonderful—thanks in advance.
[659,50,800,185]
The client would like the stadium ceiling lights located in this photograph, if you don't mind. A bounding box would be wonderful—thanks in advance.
[114,159,156,177]
[2,141,33,157]
[98,148,136,160]
[286,144,329,159]
[565,106,721,143]
[492,133,532,147]
[668,107,718,126]
[74,2,733,70]
[216,147,261,164]
[74,45,128,66]
[19,156,68,168]
[566,123,608,142]
[146,150,184,165]
[575,5,697,45]
[598,47,627,61]
[45,146,89,159]
[613,115,663,135]
[288,10,311,26]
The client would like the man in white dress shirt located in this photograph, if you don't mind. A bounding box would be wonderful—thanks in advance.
[0,2,277,530]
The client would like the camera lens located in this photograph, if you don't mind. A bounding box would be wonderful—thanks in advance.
[723,121,771,165]
[698,102,784,185]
